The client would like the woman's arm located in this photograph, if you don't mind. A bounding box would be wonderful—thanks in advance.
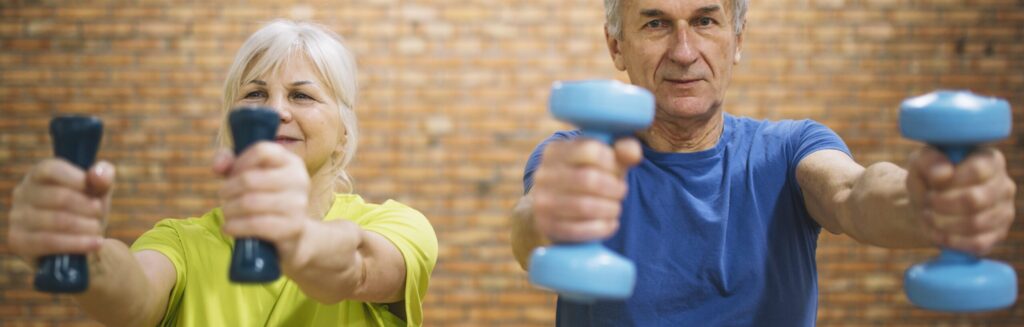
[74,242,176,327]
[281,220,406,303]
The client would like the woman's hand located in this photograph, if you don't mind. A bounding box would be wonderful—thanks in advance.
[215,143,333,275]
[8,159,114,268]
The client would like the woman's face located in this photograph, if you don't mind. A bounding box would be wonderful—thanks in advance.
[234,52,344,176]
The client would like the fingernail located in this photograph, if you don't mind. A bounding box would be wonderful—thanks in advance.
[93,163,107,177]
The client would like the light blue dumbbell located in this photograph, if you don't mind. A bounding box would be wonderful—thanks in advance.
[900,90,1017,312]
[528,80,654,303]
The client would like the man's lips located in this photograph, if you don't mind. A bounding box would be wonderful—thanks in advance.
[664,77,702,85]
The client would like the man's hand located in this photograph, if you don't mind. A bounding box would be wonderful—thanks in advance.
[907,146,1016,255]
[530,138,643,243]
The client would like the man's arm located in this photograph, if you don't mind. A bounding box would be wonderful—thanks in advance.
[510,195,550,270]
[796,149,932,248]
[74,241,176,327]
[796,147,1015,253]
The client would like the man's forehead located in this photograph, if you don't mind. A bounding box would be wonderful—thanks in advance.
[622,0,728,12]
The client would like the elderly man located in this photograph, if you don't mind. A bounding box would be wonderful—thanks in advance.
[510,0,1016,325]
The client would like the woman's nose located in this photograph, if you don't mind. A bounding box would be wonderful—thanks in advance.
[267,97,294,123]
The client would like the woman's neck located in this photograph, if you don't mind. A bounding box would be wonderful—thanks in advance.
[306,168,338,220]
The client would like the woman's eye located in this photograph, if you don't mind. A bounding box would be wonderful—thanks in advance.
[292,92,316,101]
[244,90,267,99]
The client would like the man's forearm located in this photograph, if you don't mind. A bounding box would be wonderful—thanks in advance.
[510,195,549,270]
[74,239,164,327]
[837,162,933,248]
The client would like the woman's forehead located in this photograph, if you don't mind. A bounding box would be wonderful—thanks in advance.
[248,51,326,85]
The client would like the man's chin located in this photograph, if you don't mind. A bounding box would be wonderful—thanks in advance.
[659,97,718,118]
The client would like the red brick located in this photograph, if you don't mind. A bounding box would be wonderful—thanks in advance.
[82,23,134,37]
[5,39,50,50]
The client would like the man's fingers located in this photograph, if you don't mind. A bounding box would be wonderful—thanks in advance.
[544,139,618,173]
[935,202,1015,237]
[537,214,619,243]
[949,147,1004,187]
[909,146,954,190]
[944,229,1008,256]
[613,138,644,173]
[533,165,627,200]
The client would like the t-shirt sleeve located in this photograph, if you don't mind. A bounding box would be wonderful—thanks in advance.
[356,201,438,327]
[130,219,187,325]
[523,131,580,194]
[789,119,851,172]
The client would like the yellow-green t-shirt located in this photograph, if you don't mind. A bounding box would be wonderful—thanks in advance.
[130,194,438,326]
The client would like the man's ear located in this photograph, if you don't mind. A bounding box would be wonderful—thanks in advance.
[733,19,746,64]
[606,25,627,71]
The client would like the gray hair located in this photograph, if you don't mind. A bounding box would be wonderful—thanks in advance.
[604,0,748,39]
[218,20,360,192]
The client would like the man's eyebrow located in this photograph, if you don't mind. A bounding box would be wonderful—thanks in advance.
[639,8,666,17]
[639,5,722,18]
[696,5,722,15]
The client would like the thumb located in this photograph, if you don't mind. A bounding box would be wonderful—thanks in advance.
[613,138,643,175]
[86,161,116,197]
[211,149,235,176]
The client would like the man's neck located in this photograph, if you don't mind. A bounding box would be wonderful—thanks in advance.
[639,111,724,153]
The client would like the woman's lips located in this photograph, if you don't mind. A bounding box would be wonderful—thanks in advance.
[275,136,301,144]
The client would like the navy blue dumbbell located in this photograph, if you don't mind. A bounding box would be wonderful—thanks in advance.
[228,107,282,283]
[35,116,104,293]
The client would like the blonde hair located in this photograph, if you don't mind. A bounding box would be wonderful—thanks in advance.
[217,20,359,192]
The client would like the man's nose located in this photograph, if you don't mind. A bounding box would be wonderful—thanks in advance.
[667,26,699,65]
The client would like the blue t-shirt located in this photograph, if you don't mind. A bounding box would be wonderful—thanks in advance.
[523,114,851,326]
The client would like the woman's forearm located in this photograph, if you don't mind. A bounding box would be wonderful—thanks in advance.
[74,239,168,327]
[285,220,406,304]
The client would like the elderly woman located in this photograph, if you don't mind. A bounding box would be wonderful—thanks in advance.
[7,20,437,326]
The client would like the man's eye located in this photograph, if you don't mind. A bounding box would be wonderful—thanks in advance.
[644,20,667,29]
[697,17,715,26]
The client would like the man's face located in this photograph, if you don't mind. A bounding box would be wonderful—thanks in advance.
[607,0,743,120]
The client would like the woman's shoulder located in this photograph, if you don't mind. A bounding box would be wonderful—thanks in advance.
[143,208,228,242]
[328,194,428,224]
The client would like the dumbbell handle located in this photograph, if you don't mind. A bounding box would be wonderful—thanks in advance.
[35,116,104,293]
[227,107,282,283]
[935,145,980,263]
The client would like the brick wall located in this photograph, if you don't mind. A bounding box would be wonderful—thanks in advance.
[1,0,1021,325]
